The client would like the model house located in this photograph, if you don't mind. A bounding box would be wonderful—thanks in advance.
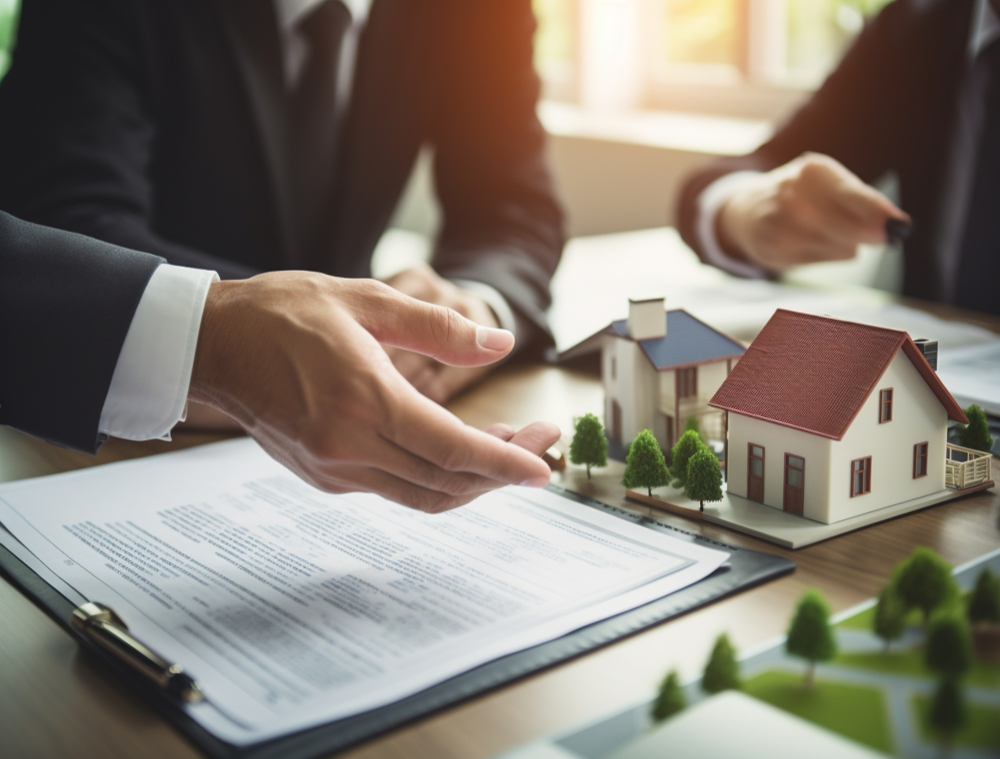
[710,310,974,524]
[592,298,745,453]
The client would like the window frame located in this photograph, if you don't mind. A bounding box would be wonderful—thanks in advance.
[913,442,929,479]
[677,366,698,399]
[850,456,872,497]
[878,388,894,424]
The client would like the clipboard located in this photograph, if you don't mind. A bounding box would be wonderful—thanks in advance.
[0,485,795,759]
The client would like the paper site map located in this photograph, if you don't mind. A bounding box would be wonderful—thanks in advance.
[0,439,727,745]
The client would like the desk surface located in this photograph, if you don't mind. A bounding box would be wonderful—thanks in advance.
[2,361,998,759]
[3,228,1000,759]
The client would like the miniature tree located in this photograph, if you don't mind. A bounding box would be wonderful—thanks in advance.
[873,586,907,652]
[702,633,741,694]
[786,589,837,689]
[968,568,1000,624]
[669,429,707,489]
[959,404,995,453]
[925,614,972,680]
[928,677,966,756]
[892,547,957,626]
[569,413,608,480]
[684,416,701,436]
[686,448,723,512]
[651,669,686,722]
[622,429,670,497]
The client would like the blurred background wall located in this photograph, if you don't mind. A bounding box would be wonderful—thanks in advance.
[0,0,896,274]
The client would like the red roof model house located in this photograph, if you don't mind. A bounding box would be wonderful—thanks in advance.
[710,310,984,525]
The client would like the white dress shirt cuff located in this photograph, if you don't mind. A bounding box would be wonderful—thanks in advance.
[98,264,218,442]
[696,171,769,279]
[450,279,519,338]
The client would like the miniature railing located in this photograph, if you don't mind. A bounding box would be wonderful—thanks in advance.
[946,444,993,490]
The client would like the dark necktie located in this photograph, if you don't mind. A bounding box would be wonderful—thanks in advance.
[953,41,1000,315]
[288,0,352,267]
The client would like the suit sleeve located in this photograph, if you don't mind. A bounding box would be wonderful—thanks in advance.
[0,212,164,453]
[0,0,255,279]
[676,0,910,263]
[427,0,566,354]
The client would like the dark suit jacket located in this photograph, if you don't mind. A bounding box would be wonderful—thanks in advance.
[677,0,973,303]
[0,0,564,349]
[0,212,162,453]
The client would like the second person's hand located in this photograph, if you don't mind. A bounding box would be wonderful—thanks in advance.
[717,152,911,271]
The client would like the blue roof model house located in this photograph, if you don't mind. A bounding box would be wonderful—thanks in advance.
[598,299,744,454]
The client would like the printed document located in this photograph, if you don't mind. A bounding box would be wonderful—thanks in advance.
[0,439,727,744]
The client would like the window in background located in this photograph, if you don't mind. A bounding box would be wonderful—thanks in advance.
[0,0,18,81]
[534,0,578,101]
[532,0,893,121]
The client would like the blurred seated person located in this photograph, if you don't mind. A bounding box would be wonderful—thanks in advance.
[678,0,1000,315]
[0,0,565,412]
[1,212,559,513]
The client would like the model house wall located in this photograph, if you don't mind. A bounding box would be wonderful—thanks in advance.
[726,416,833,522]
[829,351,947,522]
[727,350,948,524]
[603,340,735,452]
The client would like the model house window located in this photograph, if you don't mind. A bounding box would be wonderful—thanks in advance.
[879,389,893,423]
[611,357,616,380]
[678,367,697,398]
[785,455,804,489]
[914,442,928,478]
[851,457,872,496]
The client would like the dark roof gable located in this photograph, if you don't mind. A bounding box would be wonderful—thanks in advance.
[608,309,744,370]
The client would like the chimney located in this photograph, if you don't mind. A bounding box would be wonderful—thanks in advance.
[914,338,938,371]
[627,297,666,341]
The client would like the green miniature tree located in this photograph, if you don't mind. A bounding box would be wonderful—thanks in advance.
[959,404,995,453]
[622,429,670,497]
[873,586,907,653]
[686,448,723,512]
[926,614,973,679]
[669,429,707,488]
[892,547,957,625]
[928,678,966,756]
[786,589,837,688]
[650,669,686,722]
[684,416,701,436]
[702,633,741,694]
[569,413,608,480]
[968,568,1000,624]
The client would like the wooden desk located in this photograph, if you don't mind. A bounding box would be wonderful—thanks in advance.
[1,360,997,759]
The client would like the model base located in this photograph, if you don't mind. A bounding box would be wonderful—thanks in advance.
[625,480,995,549]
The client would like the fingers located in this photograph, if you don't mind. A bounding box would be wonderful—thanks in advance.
[502,421,562,457]
[351,281,514,367]
[483,423,516,441]
[315,463,484,513]
[386,390,554,487]
[417,364,491,404]
[797,154,909,245]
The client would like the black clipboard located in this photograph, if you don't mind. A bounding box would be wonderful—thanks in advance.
[0,485,795,759]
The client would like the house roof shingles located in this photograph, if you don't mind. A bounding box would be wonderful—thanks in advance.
[709,309,968,440]
[609,310,744,370]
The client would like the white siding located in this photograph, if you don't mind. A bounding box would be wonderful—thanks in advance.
[603,337,658,448]
[827,350,948,522]
[727,414,832,521]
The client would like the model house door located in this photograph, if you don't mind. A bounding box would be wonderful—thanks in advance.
[783,454,805,516]
[611,401,622,443]
[747,444,764,502]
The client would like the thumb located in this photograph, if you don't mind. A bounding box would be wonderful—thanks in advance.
[353,282,515,367]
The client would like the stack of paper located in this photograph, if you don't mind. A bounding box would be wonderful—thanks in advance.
[0,439,727,745]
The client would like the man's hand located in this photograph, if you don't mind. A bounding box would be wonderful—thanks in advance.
[383,264,501,403]
[188,271,560,512]
[717,152,911,271]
